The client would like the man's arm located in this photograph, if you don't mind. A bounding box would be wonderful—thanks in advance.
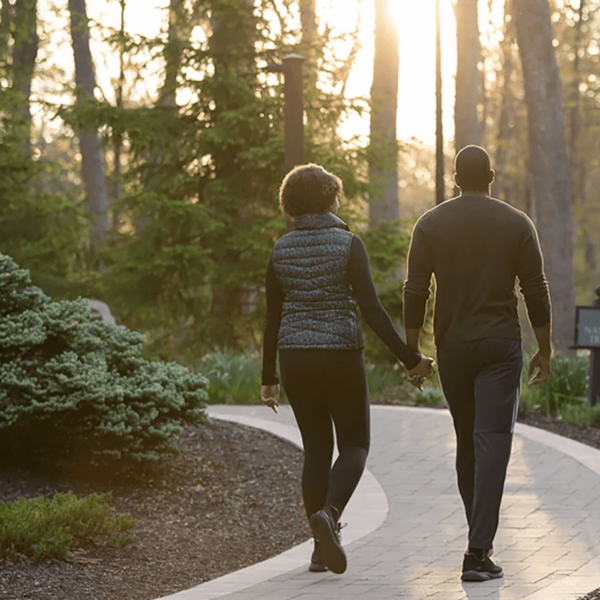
[403,223,434,355]
[517,219,552,385]
[529,323,552,385]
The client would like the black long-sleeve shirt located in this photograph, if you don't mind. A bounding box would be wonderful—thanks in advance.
[262,235,421,385]
[403,194,551,346]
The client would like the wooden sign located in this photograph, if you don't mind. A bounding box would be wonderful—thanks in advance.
[574,306,600,348]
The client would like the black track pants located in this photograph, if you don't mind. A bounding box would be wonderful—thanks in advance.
[279,349,370,519]
[437,337,522,550]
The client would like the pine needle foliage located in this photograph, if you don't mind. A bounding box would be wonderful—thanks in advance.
[0,254,209,463]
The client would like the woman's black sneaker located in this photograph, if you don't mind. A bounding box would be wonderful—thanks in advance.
[309,509,347,574]
[461,551,503,581]
[308,540,328,572]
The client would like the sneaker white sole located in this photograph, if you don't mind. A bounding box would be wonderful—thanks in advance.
[462,570,504,582]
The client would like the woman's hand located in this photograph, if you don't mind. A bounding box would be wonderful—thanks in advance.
[406,357,435,391]
[261,384,280,413]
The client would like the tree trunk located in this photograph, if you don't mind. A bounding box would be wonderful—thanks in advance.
[513,0,576,356]
[492,0,516,205]
[454,0,482,153]
[159,0,184,108]
[11,0,38,145]
[568,1,595,273]
[208,0,257,350]
[568,0,584,187]
[299,0,318,99]
[1,0,12,61]
[69,0,109,252]
[369,0,400,225]
[435,0,445,205]
[112,0,125,230]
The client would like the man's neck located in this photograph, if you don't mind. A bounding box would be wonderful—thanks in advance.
[460,190,490,197]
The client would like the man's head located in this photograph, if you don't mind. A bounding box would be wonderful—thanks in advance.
[279,163,342,218]
[454,145,495,194]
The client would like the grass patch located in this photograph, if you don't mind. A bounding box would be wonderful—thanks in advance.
[0,491,135,560]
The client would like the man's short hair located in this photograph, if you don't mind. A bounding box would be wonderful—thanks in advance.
[279,163,342,217]
[455,145,493,191]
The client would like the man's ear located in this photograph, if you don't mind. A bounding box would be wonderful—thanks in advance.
[489,169,496,185]
[454,173,460,188]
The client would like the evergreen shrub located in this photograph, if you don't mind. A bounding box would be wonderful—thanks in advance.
[0,254,209,462]
[0,491,135,559]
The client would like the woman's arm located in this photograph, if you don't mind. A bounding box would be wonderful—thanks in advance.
[348,236,422,370]
[261,256,284,385]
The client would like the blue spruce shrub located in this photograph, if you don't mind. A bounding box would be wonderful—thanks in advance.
[0,254,209,462]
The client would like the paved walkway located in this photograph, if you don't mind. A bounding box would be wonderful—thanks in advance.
[158,405,600,600]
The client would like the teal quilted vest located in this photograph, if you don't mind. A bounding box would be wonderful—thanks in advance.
[272,212,363,350]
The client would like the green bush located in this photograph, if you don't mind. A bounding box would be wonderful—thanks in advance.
[0,491,135,560]
[519,354,600,425]
[0,254,209,463]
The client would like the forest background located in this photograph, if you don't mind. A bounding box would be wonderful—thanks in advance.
[0,0,597,369]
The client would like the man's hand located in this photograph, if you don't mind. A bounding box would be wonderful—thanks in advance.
[406,356,435,391]
[528,351,551,386]
[260,384,280,413]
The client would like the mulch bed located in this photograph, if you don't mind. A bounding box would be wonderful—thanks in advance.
[1,408,599,600]
[0,419,309,600]
[518,411,600,450]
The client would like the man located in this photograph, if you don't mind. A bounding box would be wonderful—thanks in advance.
[403,145,552,582]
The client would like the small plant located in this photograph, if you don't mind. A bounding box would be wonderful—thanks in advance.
[408,386,446,407]
[198,353,262,404]
[519,354,598,425]
[0,491,135,560]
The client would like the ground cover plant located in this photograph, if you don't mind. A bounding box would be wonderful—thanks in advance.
[519,354,600,426]
[0,492,135,560]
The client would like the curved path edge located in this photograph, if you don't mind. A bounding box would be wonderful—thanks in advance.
[154,407,389,600]
[155,405,600,600]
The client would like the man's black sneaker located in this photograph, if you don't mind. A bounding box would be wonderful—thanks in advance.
[308,540,328,573]
[309,509,347,574]
[461,552,503,582]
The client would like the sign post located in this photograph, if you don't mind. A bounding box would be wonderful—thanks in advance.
[573,285,600,406]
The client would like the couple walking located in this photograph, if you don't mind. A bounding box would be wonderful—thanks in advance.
[260,146,552,582]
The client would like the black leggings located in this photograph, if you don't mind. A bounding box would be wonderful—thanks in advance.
[279,349,370,520]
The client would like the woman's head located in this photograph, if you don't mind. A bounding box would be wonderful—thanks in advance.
[279,163,343,218]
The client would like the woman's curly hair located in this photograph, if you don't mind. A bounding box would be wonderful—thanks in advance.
[279,163,343,218]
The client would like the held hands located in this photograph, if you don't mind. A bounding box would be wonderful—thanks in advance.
[406,356,436,391]
[528,351,551,386]
[260,384,280,413]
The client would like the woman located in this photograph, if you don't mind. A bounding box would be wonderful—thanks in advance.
[261,164,434,575]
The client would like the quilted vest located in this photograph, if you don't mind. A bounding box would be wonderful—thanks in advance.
[272,212,363,350]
